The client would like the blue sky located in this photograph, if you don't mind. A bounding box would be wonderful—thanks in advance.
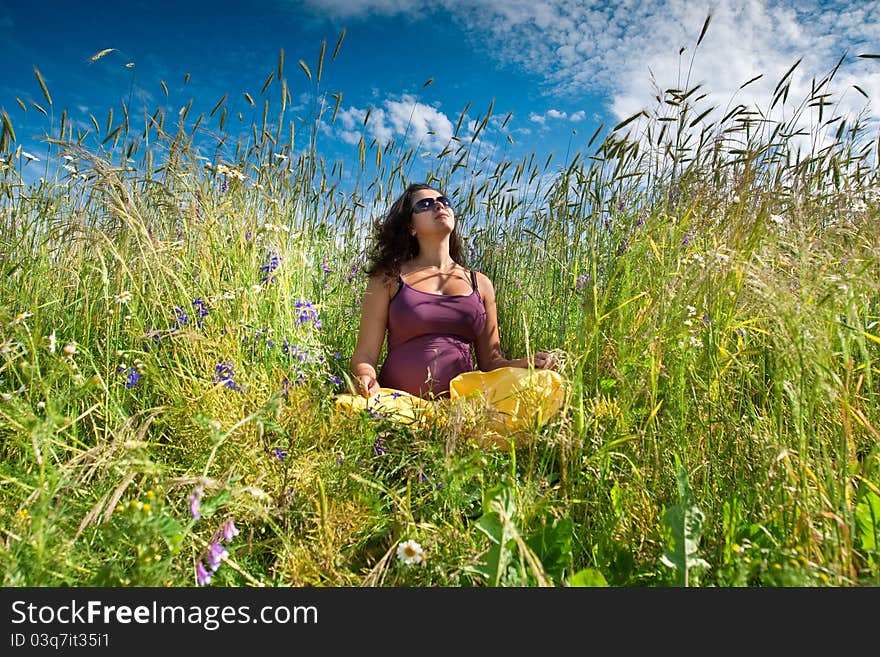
[2,0,878,187]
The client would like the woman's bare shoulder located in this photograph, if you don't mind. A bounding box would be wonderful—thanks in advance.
[472,270,495,289]
[365,271,400,299]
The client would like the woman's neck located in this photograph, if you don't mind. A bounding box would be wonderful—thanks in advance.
[410,244,455,270]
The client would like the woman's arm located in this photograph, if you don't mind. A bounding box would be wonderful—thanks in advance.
[473,271,556,371]
[350,275,392,397]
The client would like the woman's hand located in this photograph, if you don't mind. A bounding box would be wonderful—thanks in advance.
[356,374,380,398]
[533,351,557,370]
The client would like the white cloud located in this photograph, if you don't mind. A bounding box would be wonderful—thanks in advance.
[334,94,455,151]
[299,0,420,17]
[306,0,880,134]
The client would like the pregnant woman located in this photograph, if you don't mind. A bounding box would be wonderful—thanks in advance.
[349,183,557,400]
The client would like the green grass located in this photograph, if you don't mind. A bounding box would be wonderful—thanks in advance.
[1,34,878,587]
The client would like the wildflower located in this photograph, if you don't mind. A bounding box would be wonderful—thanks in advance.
[188,486,203,520]
[12,311,33,323]
[196,561,212,586]
[327,375,342,386]
[173,306,189,326]
[213,361,242,391]
[373,437,385,455]
[192,298,209,328]
[115,291,132,304]
[260,250,281,284]
[294,299,322,329]
[397,539,424,566]
[62,343,77,356]
[47,330,56,354]
[273,447,287,462]
[124,367,142,389]
[575,273,590,293]
[321,257,331,274]
[206,539,228,571]
[219,519,239,542]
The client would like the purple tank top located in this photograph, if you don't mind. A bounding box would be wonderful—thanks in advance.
[378,269,487,398]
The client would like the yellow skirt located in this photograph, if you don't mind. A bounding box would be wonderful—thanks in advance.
[334,367,566,437]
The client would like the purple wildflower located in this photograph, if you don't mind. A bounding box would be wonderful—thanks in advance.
[219,519,240,542]
[327,375,342,386]
[124,367,142,389]
[273,447,287,462]
[295,300,322,329]
[196,560,212,586]
[213,361,242,391]
[207,539,228,571]
[173,306,189,326]
[576,273,590,292]
[321,257,331,274]
[260,250,281,284]
[188,486,203,520]
[373,437,385,455]
[192,298,209,328]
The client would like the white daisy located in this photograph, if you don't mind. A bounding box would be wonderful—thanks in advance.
[396,539,424,566]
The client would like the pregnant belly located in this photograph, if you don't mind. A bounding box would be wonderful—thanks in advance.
[378,336,474,398]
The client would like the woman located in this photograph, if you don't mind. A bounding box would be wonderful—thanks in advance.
[350,183,556,400]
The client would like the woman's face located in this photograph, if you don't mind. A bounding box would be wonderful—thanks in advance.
[408,188,455,237]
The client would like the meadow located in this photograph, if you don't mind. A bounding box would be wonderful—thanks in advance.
[1,33,878,587]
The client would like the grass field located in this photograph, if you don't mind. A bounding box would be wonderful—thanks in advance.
[1,38,878,587]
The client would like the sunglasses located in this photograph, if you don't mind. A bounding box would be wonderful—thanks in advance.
[411,195,453,214]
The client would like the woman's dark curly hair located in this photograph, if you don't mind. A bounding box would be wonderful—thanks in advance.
[364,182,467,278]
